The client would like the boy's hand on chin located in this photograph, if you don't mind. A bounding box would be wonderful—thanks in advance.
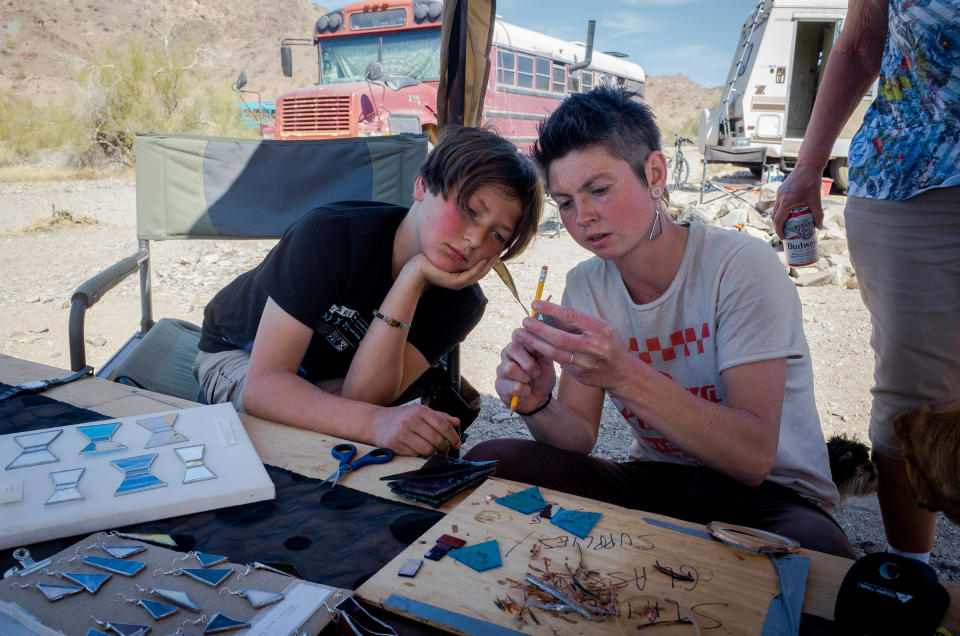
[410,252,496,290]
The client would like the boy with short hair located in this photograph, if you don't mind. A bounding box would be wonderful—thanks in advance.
[195,126,543,456]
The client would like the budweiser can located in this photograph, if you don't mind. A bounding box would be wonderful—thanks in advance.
[783,206,818,266]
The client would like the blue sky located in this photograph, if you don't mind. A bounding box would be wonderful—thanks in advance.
[312,0,759,87]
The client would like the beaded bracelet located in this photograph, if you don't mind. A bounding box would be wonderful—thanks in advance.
[373,310,410,330]
[516,392,551,417]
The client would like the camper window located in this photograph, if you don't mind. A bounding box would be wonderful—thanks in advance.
[568,69,581,93]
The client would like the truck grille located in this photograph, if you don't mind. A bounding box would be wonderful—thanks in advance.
[279,95,351,135]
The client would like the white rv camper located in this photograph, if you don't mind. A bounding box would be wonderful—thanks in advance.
[698,0,874,190]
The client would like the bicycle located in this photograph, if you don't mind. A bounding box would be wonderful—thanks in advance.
[669,133,693,190]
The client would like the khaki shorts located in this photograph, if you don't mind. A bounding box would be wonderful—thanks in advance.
[845,186,960,459]
[193,349,250,414]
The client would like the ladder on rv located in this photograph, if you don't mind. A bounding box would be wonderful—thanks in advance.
[718,0,771,141]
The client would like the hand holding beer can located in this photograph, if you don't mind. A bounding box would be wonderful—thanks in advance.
[783,206,818,266]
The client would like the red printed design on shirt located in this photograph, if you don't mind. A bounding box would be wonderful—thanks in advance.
[628,323,711,363]
[617,368,723,462]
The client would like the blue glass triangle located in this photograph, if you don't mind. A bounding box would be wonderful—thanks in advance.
[243,588,284,608]
[83,555,146,576]
[78,422,127,455]
[194,552,227,568]
[181,567,233,587]
[551,509,603,539]
[495,486,547,514]
[86,630,110,636]
[102,544,146,559]
[36,582,83,601]
[63,571,111,594]
[106,623,152,636]
[447,540,502,572]
[139,599,178,620]
[204,612,250,633]
[151,587,200,612]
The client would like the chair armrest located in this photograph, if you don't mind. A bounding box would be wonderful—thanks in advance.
[69,248,149,371]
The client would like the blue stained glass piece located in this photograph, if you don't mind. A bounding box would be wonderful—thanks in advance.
[551,509,603,539]
[203,612,250,633]
[194,552,227,568]
[78,422,127,455]
[86,630,110,636]
[447,540,502,572]
[83,555,147,577]
[35,582,83,601]
[111,453,166,496]
[101,544,147,559]
[150,587,200,612]
[63,571,111,594]
[495,486,547,514]
[139,599,178,620]
[181,567,233,587]
[106,622,151,636]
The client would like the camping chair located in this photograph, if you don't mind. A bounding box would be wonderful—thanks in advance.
[698,144,768,212]
[68,132,473,422]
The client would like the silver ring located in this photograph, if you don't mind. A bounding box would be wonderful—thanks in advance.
[569,352,575,365]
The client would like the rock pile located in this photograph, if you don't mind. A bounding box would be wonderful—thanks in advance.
[666,184,857,288]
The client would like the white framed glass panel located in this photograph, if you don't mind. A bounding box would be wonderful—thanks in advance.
[517,54,534,88]
[535,58,550,91]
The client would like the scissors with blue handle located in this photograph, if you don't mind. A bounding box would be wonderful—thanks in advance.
[320,443,394,488]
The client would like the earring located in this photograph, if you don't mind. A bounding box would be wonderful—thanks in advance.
[651,186,663,199]
[648,201,664,241]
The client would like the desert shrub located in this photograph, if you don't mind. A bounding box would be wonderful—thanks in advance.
[0,92,80,162]
[70,35,254,165]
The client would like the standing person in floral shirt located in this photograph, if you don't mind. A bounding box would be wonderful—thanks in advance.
[773,0,960,564]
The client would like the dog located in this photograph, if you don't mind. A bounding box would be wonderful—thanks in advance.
[893,406,960,525]
[827,434,879,501]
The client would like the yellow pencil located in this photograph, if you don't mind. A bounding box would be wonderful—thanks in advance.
[511,265,548,414]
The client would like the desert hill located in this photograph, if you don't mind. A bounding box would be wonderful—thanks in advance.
[0,0,326,107]
[644,73,724,140]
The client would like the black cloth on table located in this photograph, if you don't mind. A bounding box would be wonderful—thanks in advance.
[0,387,443,589]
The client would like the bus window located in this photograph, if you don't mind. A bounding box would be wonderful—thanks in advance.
[498,48,515,86]
[582,70,593,91]
[552,63,566,93]
[517,54,533,88]
[568,69,580,93]
[320,29,441,82]
[536,58,550,91]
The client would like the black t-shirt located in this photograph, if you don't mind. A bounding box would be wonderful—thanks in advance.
[199,202,486,382]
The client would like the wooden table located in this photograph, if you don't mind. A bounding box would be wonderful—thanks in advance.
[3,354,958,633]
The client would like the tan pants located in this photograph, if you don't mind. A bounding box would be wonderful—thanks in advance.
[193,349,250,414]
[845,186,960,459]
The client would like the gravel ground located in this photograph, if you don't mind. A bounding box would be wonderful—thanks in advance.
[0,174,957,581]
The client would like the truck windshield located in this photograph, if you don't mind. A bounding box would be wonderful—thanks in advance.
[320,30,441,82]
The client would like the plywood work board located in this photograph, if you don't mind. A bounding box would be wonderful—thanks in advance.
[0,532,338,635]
[359,477,800,635]
[0,403,275,550]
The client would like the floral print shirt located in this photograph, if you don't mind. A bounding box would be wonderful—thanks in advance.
[848,0,960,200]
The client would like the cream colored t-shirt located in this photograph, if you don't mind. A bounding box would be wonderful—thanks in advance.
[562,223,840,512]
